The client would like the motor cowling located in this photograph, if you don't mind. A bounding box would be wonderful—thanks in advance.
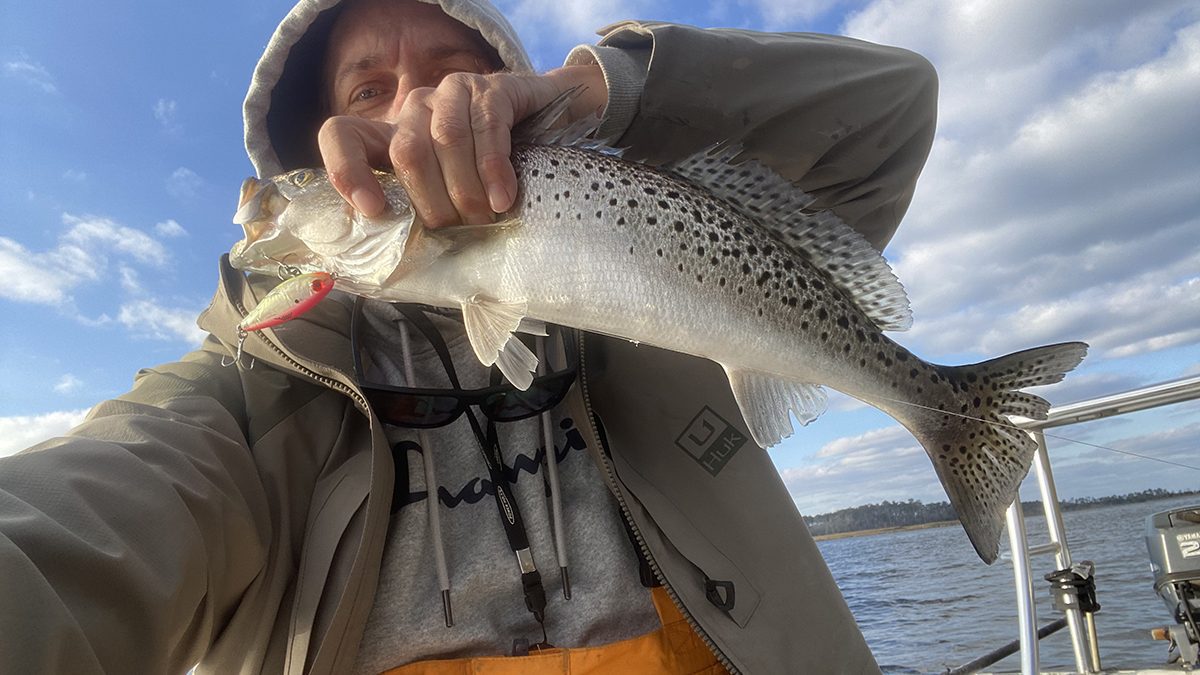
[1146,505,1200,665]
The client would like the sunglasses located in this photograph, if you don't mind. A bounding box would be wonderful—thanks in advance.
[351,298,578,429]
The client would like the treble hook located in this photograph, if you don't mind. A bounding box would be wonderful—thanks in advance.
[221,329,256,369]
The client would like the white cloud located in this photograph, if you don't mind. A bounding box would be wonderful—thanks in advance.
[497,0,652,67]
[117,299,206,345]
[0,409,90,458]
[846,9,1200,365]
[153,98,181,134]
[783,425,942,514]
[118,264,143,294]
[0,213,170,306]
[61,214,170,267]
[3,51,58,94]
[166,167,203,200]
[155,219,187,238]
[62,169,88,182]
[52,374,84,394]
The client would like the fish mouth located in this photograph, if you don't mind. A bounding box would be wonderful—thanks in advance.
[233,177,289,244]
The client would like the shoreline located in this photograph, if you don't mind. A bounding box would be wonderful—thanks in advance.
[812,519,958,541]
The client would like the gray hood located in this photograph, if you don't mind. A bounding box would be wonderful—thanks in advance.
[243,0,535,177]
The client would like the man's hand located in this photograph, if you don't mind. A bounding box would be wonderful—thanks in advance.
[318,65,607,227]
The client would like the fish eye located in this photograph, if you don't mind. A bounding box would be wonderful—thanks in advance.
[290,169,315,187]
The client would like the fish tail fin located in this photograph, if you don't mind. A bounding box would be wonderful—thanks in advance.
[902,342,1087,563]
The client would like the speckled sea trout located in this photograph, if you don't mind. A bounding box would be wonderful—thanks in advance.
[229,97,1087,563]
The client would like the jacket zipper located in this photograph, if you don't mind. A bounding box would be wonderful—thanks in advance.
[575,332,739,675]
[230,298,368,413]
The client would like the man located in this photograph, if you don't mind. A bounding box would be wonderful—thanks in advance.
[0,0,937,672]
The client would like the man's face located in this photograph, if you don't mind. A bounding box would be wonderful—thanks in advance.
[324,0,499,120]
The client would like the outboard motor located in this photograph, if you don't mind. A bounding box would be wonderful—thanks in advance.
[1146,505,1200,666]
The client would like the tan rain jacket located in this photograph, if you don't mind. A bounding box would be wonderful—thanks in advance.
[0,2,937,673]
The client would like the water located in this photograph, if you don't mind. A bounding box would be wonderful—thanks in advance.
[818,496,1198,673]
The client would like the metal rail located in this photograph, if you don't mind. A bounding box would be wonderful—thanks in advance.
[1003,374,1200,674]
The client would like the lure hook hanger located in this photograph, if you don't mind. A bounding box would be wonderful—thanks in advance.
[221,329,255,369]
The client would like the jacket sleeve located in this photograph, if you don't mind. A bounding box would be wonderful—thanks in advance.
[0,337,271,674]
[566,21,939,250]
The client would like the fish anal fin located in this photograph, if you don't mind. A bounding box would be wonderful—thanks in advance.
[461,295,538,390]
[723,366,827,448]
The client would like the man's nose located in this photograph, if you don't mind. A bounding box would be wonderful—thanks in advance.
[383,77,420,122]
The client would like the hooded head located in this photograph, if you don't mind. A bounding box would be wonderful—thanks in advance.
[243,0,534,178]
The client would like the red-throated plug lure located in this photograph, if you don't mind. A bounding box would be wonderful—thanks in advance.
[223,271,336,368]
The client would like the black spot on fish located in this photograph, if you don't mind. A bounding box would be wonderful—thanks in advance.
[836,316,849,328]
[741,262,751,275]
[627,199,638,208]
[643,187,657,195]
[666,190,679,198]
[647,216,657,225]
[617,216,626,226]
[658,200,669,209]
[569,169,580,177]
[549,158,560,166]
[656,248,663,257]
[756,271,770,286]
[817,307,828,321]
[563,190,570,198]
[674,221,685,232]
[531,168,539,177]
[605,180,614,189]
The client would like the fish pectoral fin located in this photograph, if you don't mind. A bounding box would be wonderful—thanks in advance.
[461,295,538,390]
[432,217,521,252]
[723,366,827,449]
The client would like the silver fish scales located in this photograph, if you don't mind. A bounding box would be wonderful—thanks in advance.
[229,93,1087,563]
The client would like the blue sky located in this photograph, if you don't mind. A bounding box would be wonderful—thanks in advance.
[2,0,1198,514]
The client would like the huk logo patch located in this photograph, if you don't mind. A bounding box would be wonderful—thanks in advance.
[676,406,747,476]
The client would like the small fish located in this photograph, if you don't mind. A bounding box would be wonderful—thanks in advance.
[228,93,1087,564]
[239,271,336,332]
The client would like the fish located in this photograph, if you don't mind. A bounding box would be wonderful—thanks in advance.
[228,94,1087,563]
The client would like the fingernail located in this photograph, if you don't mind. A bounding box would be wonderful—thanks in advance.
[487,182,512,214]
[351,187,384,216]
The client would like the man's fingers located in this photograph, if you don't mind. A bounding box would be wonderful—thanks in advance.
[471,96,517,214]
[391,92,460,228]
[429,76,494,225]
[317,116,393,217]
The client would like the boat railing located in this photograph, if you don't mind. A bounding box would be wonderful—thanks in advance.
[1001,374,1200,675]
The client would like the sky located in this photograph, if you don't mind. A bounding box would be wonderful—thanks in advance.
[2,0,1198,515]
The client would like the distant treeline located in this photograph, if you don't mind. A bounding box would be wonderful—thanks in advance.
[803,488,1200,537]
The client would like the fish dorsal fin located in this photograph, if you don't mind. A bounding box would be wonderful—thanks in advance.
[513,86,604,148]
[664,146,912,331]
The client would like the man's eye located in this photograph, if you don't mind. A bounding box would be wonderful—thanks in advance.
[353,87,379,102]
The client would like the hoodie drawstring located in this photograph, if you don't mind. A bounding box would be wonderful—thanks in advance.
[399,321,454,628]
[537,336,571,600]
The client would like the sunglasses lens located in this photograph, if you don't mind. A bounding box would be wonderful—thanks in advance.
[484,371,576,422]
[369,391,463,428]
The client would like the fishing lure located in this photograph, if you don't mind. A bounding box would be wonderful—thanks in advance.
[223,271,336,368]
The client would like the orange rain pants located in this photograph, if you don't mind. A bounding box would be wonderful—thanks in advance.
[380,587,730,675]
